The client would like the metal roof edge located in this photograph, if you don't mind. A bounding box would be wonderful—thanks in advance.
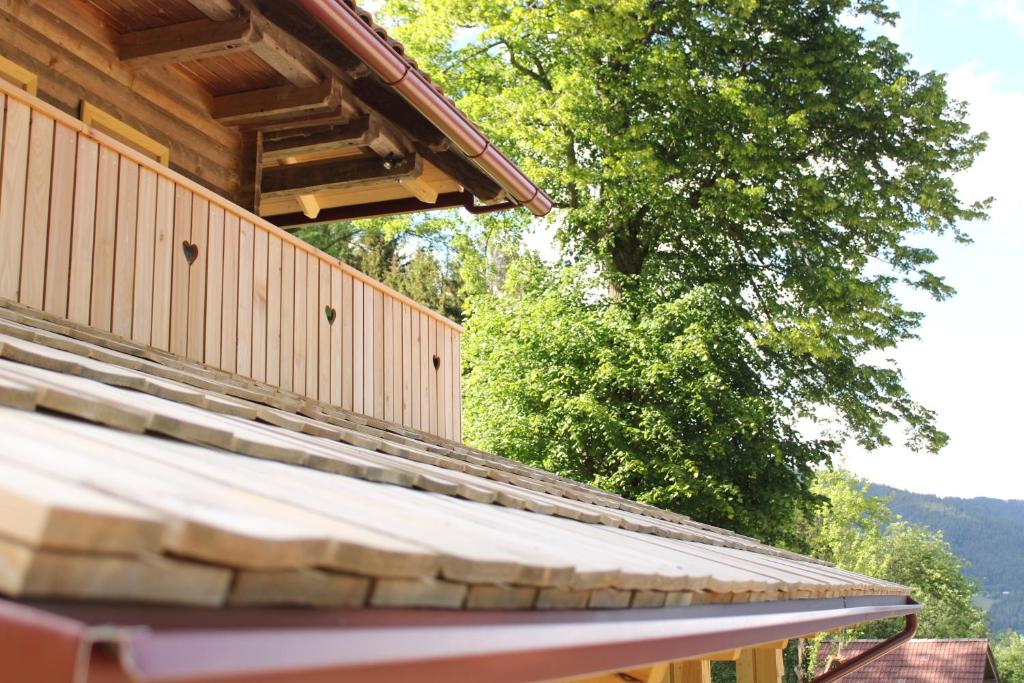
[4,596,920,683]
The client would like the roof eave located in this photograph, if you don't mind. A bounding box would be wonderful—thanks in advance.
[295,0,553,217]
[2,596,919,683]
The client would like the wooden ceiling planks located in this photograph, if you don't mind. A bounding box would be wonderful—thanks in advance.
[0,299,910,609]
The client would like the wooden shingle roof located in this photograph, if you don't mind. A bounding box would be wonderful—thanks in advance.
[0,298,906,609]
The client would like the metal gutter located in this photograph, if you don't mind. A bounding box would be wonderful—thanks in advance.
[294,0,554,218]
[3,597,919,683]
[812,613,917,682]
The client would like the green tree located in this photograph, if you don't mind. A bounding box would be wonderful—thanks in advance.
[994,631,1024,683]
[463,257,834,541]
[296,215,465,321]
[384,0,988,525]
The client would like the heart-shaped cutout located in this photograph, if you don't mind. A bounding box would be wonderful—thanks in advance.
[324,305,337,325]
[181,240,199,266]
[432,354,441,370]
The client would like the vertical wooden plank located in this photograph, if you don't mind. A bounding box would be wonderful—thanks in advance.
[279,242,295,391]
[330,266,342,406]
[304,252,318,399]
[19,111,54,309]
[67,136,99,324]
[251,227,268,382]
[236,219,254,377]
[424,316,434,435]
[220,213,239,372]
[362,283,374,416]
[383,296,394,423]
[453,331,462,442]
[292,250,306,395]
[111,157,138,338]
[402,304,412,429]
[318,260,331,402]
[443,325,453,439]
[266,234,282,387]
[352,278,364,413]
[0,98,29,300]
[428,317,438,436]
[43,123,76,317]
[373,289,384,419]
[410,309,421,431]
[204,205,224,365]
[185,197,208,362]
[341,272,353,411]
[131,168,157,345]
[169,185,192,355]
[89,146,119,331]
[149,176,174,350]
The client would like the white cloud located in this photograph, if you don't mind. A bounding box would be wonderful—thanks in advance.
[946,63,1024,240]
[978,0,1024,34]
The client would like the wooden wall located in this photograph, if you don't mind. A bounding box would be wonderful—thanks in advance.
[0,0,243,199]
[0,80,462,441]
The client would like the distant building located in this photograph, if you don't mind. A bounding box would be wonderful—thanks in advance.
[820,639,1001,682]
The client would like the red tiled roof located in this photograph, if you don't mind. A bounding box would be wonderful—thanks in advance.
[818,640,997,682]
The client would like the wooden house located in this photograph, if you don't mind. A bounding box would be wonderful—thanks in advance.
[0,1,920,681]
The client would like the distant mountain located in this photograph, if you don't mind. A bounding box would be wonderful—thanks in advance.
[870,484,1024,633]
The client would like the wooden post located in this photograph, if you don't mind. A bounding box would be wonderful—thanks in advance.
[736,643,787,683]
[672,659,711,683]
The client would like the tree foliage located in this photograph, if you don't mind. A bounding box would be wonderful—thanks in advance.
[802,470,988,642]
[383,0,988,487]
[463,257,831,541]
[296,216,465,321]
[994,631,1024,683]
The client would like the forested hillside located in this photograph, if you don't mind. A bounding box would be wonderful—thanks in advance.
[871,484,1024,632]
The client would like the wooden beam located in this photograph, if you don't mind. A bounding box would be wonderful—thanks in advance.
[400,176,439,204]
[415,144,504,202]
[186,0,237,20]
[118,17,255,66]
[261,154,423,201]
[262,116,378,162]
[0,54,37,96]
[736,646,786,683]
[213,80,341,127]
[297,195,321,220]
[672,660,711,683]
[249,15,321,88]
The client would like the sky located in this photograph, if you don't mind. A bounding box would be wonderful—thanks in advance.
[525,0,1024,500]
[838,0,1024,500]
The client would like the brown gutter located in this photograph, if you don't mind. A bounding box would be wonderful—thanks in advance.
[295,0,554,218]
[812,612,918,682]
[4,596,919,683]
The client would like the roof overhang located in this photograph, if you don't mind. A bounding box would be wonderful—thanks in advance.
[1,596,919,683]
[293,0,553,219]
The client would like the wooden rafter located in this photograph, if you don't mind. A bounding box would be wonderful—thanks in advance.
[185,0,237,21]
[118,17,255,67]
[261,154,424,200]
[119,10,319,88]
[416,144,504,202]
[213,80,341,127]
[261,116,378,162]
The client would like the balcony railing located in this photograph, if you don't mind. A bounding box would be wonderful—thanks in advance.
[0,79,462,441]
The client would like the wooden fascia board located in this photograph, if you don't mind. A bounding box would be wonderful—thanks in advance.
[261,154,423,200]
